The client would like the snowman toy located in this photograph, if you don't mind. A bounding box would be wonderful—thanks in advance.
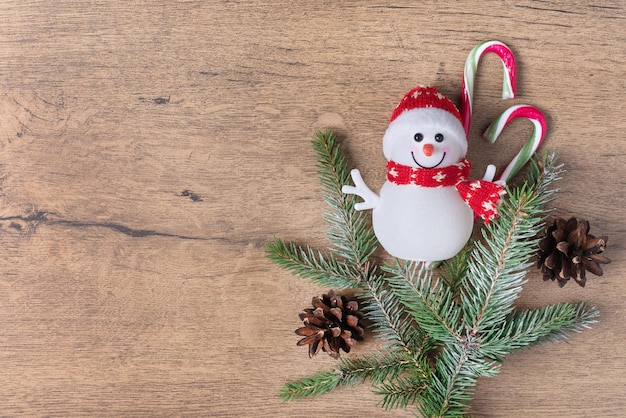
[342,86,505,264]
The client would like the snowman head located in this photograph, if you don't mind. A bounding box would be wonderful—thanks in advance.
[383,86,467,168]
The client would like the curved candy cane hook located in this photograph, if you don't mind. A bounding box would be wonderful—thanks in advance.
[483,104,547,183]
[461,40,517,137]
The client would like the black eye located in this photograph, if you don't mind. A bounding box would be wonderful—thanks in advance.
[435,133,444,142]
[414,133,424,142]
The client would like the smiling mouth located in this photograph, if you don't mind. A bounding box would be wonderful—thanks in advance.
[412,151,446,169]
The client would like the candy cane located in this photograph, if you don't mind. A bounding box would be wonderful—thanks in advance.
[483,104,547,183]
[461,40,517,137]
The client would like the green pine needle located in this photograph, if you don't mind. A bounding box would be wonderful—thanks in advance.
[280,350,418,402]
[338,350,416,386]
[375,375,426,410]
[266,237,360,289]
[461,153,563,334]
[279,370,342,401]
[312,130,378,266]
[357,274,415,347]
[440,244,473,296]
[383,260,463,345]
[480,301,600,360]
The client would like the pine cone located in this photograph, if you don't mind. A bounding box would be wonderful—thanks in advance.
[537,217,610,287]
[295,289,364,359]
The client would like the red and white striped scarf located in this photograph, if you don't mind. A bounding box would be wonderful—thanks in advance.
[386,158,504,224]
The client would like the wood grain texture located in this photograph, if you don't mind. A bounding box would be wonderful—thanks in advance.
[0,1,624,416]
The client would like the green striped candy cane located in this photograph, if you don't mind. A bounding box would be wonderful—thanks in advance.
[483,104,547,183]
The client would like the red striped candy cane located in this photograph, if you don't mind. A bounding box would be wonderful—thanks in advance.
[483,104,547,183]
[461,41,517,137]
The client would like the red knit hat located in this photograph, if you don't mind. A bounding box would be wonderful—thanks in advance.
[389,86,462,124]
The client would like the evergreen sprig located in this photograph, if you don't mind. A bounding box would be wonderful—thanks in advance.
[312,130,378,266]
[279,349,421,402]
[460,158,559,335]
[270,131,600,415]
[267,130,377,289]
[376,374,426,410]
[384,260,463,345]
[267,238,359,289]
[279,370,343,401]
[480,301,599,360]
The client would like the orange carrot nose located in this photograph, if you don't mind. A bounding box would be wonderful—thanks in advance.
[423,143,434,156]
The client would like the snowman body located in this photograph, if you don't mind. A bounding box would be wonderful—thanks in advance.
[373,182,473,261]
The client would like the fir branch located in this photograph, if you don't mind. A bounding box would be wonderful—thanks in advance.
[421,345,498,417]
[375,375,426,410]
[358,275,434,380]
[358,275,414,345]
[440,244,473,297]
[384,260,463,344]
[461,154,564,334]
[527,151,563,198]
[338,350,416,386]
[312,130,377,267]
[480,302,600,360]
[280,350,420,402]
[359,275,432,356]
[266,238,359,289]
[280,370,342,401]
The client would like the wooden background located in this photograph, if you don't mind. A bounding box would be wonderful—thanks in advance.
[1,1,624,416]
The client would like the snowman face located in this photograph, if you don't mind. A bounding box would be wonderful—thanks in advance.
[382,107,467,168]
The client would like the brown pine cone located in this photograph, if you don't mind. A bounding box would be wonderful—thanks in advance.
[295,289,364,359]
[537,217,610,287]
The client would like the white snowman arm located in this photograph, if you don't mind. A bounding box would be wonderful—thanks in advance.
[342,169,380,210]
[483,164,507,191]
[482,164,497,182]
